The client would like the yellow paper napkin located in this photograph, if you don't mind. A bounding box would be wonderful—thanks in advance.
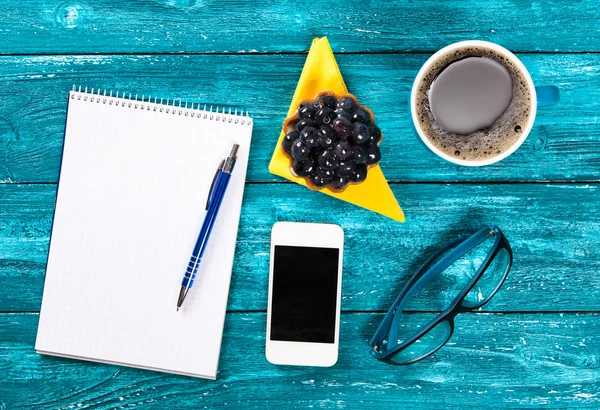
[268,37,404,222]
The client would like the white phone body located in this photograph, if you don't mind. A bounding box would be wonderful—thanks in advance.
[266,222,344,367]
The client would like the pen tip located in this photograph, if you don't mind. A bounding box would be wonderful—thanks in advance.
[176,306,180,312]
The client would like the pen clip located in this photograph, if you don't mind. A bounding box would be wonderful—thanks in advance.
[206,159,225,210]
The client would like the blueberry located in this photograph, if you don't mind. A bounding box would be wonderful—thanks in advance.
[298,103,316,120]
[293,158,316,177]
[293,95,380,188]
[330,175,349,190]
[317,95,337,109]
[334,140,353,160]
[296,118,316,132]
[349,164,368,183]
[366,144,381,165]
[300,126,319,149]
[332,116,352,138]
[282,131,299,155]
[352,107,372,124]
[317,167,336,179]
[310,173,329,188]
[318,125,337,149]
[318,150,340,170]
[337,97,357,112]
[334,108,353,122]
[351,145,369,164]
[367,124,382,145]
[315,107,335,127]
[291,139,310,161]
[337,159,356,177]
[349,122,370,145]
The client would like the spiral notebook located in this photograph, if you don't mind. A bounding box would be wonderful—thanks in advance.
[35,88,253,379]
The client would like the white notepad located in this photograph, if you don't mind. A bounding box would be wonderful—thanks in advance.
[35,89,253,379]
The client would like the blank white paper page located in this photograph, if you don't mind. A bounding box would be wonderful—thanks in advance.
[35,90,253,379]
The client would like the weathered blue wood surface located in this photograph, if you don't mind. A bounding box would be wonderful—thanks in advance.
[0,54,599,183]
[1,0,600,408]
[1,313,599,408]
[1,0,599,53]
[2,184,599,313]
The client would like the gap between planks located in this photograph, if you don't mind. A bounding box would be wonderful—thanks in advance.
[2,311,600,315]
[2,181,600,186]
[1,51,600,57]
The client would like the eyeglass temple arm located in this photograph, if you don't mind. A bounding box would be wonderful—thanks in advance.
[370,239,460,349]
[371,227,493,351]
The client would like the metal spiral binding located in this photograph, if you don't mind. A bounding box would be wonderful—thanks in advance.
[69,86,252,126]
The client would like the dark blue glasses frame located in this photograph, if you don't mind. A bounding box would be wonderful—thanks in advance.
[370,226,512,364]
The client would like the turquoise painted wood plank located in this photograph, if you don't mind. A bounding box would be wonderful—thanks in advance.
[0,54,598,184]
[2,183,598,313]
[1,0,599,54]
[1,312,599,408]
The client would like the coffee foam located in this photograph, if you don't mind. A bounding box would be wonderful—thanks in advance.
[415,46,532,162]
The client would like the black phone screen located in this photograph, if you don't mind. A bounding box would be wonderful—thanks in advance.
[270,245,340,344]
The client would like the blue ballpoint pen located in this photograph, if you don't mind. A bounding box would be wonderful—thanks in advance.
[177,143,240,311]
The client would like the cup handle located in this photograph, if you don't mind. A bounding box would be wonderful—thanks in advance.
[536,86,559,107]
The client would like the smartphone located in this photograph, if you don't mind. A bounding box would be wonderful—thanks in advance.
[266,222,344,367]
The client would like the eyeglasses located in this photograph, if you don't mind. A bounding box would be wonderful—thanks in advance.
[370,226,512,365]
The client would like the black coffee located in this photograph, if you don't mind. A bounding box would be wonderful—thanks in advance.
[415,46,532,161]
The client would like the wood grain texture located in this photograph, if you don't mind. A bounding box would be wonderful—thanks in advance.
[2,183,598,313]
[1,312,599,409]
[2,1,600,406]
[1,0,599,54]
[0,54,599,184]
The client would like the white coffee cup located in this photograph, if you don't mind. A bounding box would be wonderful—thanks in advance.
[410,40,559,166]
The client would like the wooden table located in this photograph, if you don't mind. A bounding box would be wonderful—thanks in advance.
[1,1,599,408]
